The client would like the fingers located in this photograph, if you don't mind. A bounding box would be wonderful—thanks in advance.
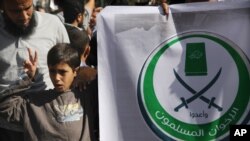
[23,60,30,73]
[23,48,38,80]
[161,2,169,16]
[33,50,38,65]
[149,0,169,16]
[27,48,38,65]
[28,47,32,61]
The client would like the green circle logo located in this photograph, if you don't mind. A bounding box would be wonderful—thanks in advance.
[138,32,250,141]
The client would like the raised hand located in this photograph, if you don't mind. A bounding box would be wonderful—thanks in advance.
[161,0,169,16]
[23,48,38,80]
[149,0,169,16]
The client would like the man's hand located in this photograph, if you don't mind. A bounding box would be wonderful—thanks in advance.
[73,66,97,91]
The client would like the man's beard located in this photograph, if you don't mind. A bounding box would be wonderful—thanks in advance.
[3,11,37,38]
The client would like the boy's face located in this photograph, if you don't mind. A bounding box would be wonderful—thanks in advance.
[49,62,77,93]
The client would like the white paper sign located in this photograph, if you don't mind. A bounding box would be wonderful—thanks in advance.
[97,1,250,141]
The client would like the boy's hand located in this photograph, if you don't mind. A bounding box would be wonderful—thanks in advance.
[23,48,38,80]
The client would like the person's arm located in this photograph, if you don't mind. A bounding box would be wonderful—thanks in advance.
[161,0,169,15]
[0,48,37,98]
[0,93,25,125]
[85,0,95,12]
[0,49,37,125]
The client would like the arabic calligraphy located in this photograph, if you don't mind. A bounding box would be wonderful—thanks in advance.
[209,107,239,136]
[189,50,203,59]
[190,110,208,119]
[155,111,204,137]
[155,107,239,138]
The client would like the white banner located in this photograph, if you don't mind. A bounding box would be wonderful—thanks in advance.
[97,1,250,141]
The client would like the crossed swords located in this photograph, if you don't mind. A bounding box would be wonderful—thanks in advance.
[174,68,222,112]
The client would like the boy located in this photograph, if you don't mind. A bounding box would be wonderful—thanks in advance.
[0,43,95,141]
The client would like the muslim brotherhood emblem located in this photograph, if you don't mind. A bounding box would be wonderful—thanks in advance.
[138,31,250,141]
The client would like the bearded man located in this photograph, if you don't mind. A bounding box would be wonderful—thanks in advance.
[0,0,69,140]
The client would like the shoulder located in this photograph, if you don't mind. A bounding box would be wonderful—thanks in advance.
[35,11,64,28]
[34,11,69,42]
[35,11,60,20]
[64,23,77,31]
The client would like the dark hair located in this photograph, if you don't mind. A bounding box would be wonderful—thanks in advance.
[65,25,89,56]
[47,43,80,69]
[54,0,64,8]
[62,0,84,23]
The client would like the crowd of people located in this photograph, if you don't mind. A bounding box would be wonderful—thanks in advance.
[0,0,245,141]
